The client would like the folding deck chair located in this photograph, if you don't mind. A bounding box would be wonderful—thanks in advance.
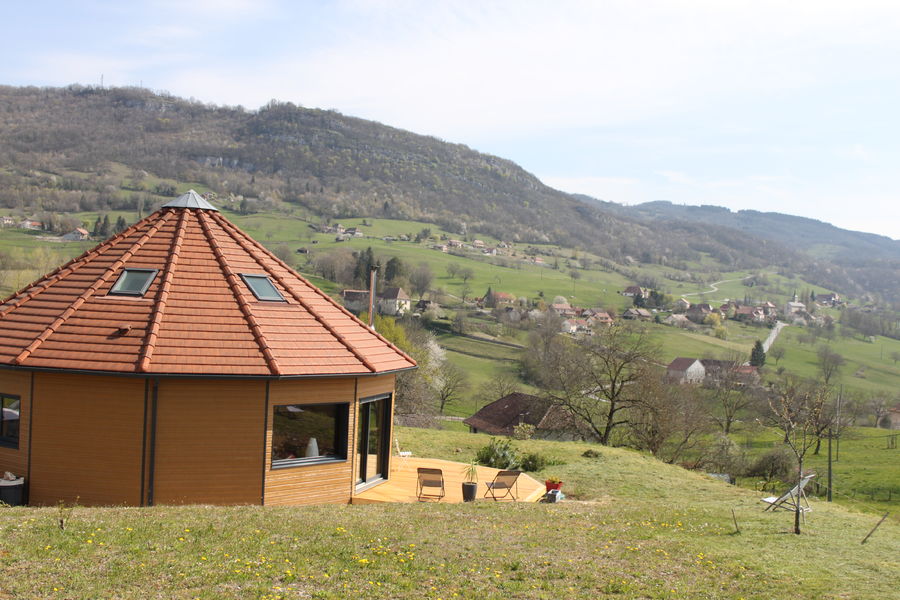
[484,470,521,501]
[416,467,445,501]
[761,473,815,517]
[395,438,412,462]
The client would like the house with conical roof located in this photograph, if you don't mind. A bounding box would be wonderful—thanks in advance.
[0,191,415,506]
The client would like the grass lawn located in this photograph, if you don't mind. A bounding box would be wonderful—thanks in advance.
[2,427,898,599]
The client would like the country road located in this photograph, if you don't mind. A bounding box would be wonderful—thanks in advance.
[762,320,786,352]
[681,275,753,299]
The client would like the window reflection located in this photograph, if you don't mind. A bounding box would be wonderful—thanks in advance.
[272,404,347,465]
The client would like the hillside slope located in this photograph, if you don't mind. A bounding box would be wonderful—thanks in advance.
[0,85,896,300]
[1,427,897,599]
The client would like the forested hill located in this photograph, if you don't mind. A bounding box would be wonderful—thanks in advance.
[0,84,896,301]
[622,201,900,260]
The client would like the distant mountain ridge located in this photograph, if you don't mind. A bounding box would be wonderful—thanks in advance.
[623,201,899,259]
[0,84,896,302]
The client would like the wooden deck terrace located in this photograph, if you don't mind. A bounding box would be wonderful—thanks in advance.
[352,457,546,504]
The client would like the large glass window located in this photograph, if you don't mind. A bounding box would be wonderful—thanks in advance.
[0,394,20,448]
[271,403,348,467]
[357,395,391,485]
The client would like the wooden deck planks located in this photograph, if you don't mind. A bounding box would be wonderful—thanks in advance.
[352,457,545,504]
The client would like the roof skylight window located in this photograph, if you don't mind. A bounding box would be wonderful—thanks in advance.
[109,269,158,296]
[241,274,286,302]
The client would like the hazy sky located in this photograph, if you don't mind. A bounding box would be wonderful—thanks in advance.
[3,1,900,239]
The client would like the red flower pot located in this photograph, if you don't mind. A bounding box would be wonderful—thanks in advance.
[545,481,562,492]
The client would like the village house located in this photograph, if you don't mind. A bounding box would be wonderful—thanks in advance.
[674,298,691,312]
[622,285,648,298]
[666,358,706,384]
[663,313,690,327]
[685,303,715,324]
[18,219,42,230]
[340,289,371,313]
[733,305,765,323]
[0,191,415,507]
[622,307,652,321]
[584,309,614,327]
[463,393,594,441]
[0,216,16,227]
[816,293,842,306]
[60,227,90,241]
[549,302,578,318]
[377,287,411,316]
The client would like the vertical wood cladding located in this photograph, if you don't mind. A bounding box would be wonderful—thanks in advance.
[152,379,265,505]
[29,373,144,506]
[0,370,31,479]
[264,377,358,506]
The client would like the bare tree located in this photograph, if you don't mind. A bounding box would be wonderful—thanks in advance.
[816,345,845,386]
[445,263,459,280]
[628,377,711,464]
[769,346,786,365]
[766,377,829,534]
[458,267,474,285]
[473,372,521,409]
[409,263,434,300]
[434,362,469,414]
[705,370,760,434]
[539,322,659,445]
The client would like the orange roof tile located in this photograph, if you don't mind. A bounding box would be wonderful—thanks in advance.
[0,192,416,377]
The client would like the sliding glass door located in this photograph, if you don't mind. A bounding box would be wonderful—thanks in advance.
[357,395,390,485]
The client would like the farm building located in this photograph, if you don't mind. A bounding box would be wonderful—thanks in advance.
[0,191,416,507]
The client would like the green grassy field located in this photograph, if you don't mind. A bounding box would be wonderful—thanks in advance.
[1,427,897,599]
[767,326,900,397]
[732,425,900,512]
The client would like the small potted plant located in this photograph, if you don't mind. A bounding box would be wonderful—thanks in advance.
[462,460,479,502]
[545,476,563,493]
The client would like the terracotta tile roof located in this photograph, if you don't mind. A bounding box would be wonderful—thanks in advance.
[0,192,416,377]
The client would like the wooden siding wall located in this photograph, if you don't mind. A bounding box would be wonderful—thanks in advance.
[262,374,396,506]
[29,373,145,506]
[264,378,356,506]
[152,379,265,505]
[0,370,32,481]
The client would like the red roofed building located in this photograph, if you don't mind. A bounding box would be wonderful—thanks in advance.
[0,191,415,507]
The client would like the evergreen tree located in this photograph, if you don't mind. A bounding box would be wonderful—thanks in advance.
[384,256,405,283]
[92,216,102,236]
[353,247,377,288]
[750,340,766,367]
[99,215,111,238]
[114,216,127,233]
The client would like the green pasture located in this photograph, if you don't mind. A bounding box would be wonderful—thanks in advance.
[2,427,897,599]
[768,326,900,397]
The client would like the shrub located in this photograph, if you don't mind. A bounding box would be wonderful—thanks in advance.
[475,438,520,470]
[519,452,548,472]
[746,448,796,486]
[512,423,536,440]
[581,449,601,458]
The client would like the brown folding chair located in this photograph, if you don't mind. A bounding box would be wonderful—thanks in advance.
[416,467,445,501]
[484,470,521,501]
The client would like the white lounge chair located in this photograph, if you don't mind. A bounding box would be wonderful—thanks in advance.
[762,473,815,515]
[395,438,412,462]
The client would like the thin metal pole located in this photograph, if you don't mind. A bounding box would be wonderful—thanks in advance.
[827,429,833,502]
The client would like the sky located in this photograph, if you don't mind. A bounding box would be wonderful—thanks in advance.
[2,0,900,240]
